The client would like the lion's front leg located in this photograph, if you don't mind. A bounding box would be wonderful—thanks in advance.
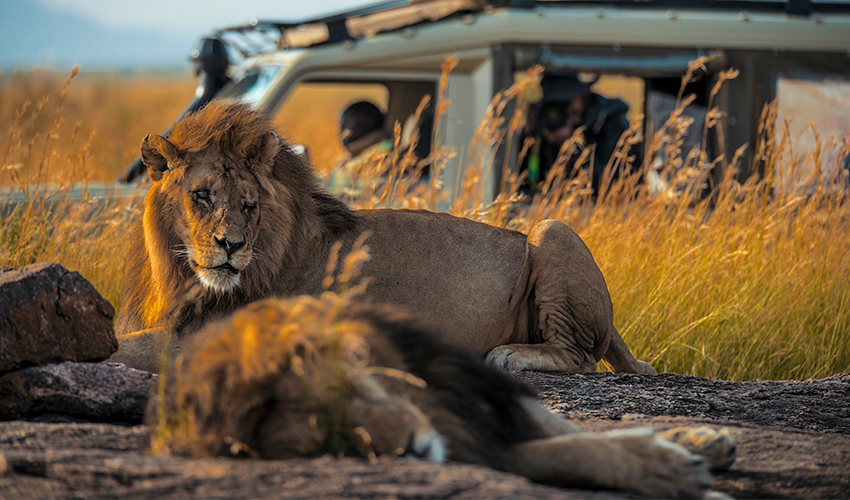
[108,327,174,373]
[508,428,714,498]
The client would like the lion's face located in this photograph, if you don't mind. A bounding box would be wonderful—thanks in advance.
[141,131,280,295]
[247,369,446,461]
[161,297,448,461]
[174,149,262,293]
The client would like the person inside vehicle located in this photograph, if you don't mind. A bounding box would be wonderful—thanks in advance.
[119,37,233,183]
[329,101,392,199]
[334,99,433,179]
[340,101,392,160]
[519,73,640,197]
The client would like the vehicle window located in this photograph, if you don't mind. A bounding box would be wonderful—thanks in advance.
[590,75,644,124]
[273,82,389,174]
[512,70,644,128]
[775,76,850,192]
[510,69,646,195]
[220,65,284,104]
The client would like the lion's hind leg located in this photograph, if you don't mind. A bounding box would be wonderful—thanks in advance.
[602,325,657,374]
[507,428,713,498]
[504,219,656,374]
[489,220,613,373]
[660,426,737,471]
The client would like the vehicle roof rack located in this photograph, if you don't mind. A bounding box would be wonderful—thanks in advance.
[215,0,484,59]
[212,0,850,60]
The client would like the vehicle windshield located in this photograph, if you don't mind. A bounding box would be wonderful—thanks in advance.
[219,64,284,104]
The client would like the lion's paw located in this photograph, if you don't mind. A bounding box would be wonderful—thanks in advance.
[485,345,529,372]
[485,344,597,372]
[660,427,736,471]
[636,360,658,375]
[607,428,713,499]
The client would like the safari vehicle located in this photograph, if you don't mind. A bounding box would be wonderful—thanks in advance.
[121,0,850,201]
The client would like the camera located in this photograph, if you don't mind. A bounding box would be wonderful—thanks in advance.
[538,102,567,131]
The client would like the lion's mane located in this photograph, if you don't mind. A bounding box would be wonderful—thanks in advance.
[116,101,357,338]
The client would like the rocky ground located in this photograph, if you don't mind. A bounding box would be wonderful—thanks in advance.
[1,368,848,499]
[524,372,850,499]
[1,264,848,499]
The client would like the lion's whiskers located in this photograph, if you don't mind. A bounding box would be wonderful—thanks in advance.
[172,244,195,262]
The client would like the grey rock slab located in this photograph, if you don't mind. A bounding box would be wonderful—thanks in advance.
[1,370,848,498]
[0,422,620,500]
[0,362,153,423]
[2,414,849,499]
[0,263,117,374]
[575,415,850,499]
[516,371,850,434]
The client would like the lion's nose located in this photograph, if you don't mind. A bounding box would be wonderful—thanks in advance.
[214,236,245,256]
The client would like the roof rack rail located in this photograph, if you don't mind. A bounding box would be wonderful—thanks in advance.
[528,0,850,13]
[212,0,850,60]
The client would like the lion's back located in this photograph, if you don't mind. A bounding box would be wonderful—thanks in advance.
[352,209,529,353]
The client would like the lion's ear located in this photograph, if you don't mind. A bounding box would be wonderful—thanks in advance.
[141,134,179,182]
[257,132,281,172]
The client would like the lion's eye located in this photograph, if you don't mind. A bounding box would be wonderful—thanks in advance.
[193,189,210,205]
[243,201,257,212]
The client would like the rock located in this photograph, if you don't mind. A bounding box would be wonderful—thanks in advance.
[0,371,848,498]
[0,422,618,500]
[0,362,153,424]
[569,416,850,500]
[0,263,117,374]
[2,411,849,500]
[516,372,850,434]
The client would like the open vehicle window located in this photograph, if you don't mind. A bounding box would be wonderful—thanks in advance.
[273,82,390,174]
[591,75,644,124]
[775,77,850,192]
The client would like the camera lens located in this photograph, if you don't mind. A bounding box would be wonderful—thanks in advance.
[540,103,566,131]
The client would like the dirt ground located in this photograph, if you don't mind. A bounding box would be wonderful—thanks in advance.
[1,372,848,499]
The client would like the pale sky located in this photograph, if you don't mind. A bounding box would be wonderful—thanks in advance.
[2,0,383,68]
[33,0,380,34]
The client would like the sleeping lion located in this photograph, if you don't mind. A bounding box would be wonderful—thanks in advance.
[151,295,735,498]
[112,99,654,375]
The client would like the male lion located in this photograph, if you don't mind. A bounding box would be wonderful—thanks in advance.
[112,99,654,375]
[151,295,735,498]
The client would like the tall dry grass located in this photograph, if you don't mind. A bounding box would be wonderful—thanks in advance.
[328,58,850,381]
[0,67,190,305]
[1,68,196,182]
[1,63,848,381]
